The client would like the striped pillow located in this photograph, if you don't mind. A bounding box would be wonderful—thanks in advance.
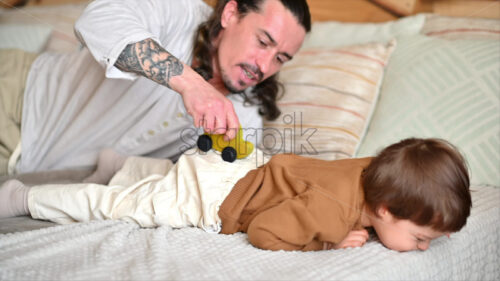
[422,14,500,41]
[261,41,396,160]
[356,34,500,186]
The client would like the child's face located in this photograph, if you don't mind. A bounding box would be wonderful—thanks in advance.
[371,210,448,252]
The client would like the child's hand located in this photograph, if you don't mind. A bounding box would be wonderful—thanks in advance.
[323,229,369,250]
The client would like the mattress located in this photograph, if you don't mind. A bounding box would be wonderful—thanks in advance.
[0,185,498,280]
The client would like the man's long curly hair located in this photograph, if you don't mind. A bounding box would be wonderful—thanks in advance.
[192,0,311,121]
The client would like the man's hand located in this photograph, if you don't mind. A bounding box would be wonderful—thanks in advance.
[180,78,240,140]
[323,229,369,250]
[115,38,240,140]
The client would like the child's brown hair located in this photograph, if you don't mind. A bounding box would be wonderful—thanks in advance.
[362,138,471,232]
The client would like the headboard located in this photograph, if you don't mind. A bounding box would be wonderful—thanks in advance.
[2,0,499,21]
[202,0,500,21]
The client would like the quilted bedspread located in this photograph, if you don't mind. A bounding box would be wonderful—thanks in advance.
[0,185,499,280]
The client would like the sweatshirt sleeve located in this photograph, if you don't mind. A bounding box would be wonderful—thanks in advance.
[74,0,210,80]
[246,195,327,252]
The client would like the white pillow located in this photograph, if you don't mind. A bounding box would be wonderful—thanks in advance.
[301,14,425,49]
[0,24,52,53]
[356,34,500,186]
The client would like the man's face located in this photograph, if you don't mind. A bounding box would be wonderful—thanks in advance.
[214,0,306,92]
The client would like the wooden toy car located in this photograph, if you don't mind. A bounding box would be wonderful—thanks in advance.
[197,127,254,162]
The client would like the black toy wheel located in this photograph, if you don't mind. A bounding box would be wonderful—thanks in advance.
[197,135,212,152]
[221,147,237,163]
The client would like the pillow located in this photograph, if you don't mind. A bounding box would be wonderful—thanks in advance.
[422,14,500,41]
[301,14,425,49]
[0,24,52,53]
[0,2,88,53]
[356,34,500,186]
[260,41,396,160]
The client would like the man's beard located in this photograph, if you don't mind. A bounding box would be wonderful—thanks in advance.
[221,72,246,93]
[221,63,262,93]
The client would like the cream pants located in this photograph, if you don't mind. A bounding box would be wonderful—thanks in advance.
[28,148,269,232]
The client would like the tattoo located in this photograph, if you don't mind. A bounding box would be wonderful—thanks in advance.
[115,38,184,88]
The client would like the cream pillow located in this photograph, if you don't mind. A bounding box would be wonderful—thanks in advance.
[0,24,52,53]
[261,41,396,160]
[356,34,500,186]
[0,2,88,53]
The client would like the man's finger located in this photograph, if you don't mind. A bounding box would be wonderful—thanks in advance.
[203,114,216,134]
[213,115,227,135]
[193,114,202,129]
[224,108,240,141]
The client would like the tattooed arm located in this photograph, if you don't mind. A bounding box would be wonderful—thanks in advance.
[115,38,240,139]
[115,38,184,89]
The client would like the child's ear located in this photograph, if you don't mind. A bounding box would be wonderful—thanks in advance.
[376,205,392,221]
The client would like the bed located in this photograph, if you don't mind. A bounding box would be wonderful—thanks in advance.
[1,0,499,280]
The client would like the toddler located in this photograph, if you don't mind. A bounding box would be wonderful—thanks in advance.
[0,138,471,252]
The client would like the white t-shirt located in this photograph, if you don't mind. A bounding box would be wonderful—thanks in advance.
[18,0,263,173]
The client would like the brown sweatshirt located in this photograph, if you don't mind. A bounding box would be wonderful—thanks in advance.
[218,154,373,251]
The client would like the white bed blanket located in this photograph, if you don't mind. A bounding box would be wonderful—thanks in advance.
[1,185,499,280]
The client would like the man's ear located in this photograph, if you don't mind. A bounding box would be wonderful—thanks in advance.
[221,0,238,28]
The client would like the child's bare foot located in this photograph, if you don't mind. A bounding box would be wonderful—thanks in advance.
[83,148,127,184]
[0,179,30,218]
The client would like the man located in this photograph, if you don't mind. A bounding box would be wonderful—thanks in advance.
[0,0,310,175]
